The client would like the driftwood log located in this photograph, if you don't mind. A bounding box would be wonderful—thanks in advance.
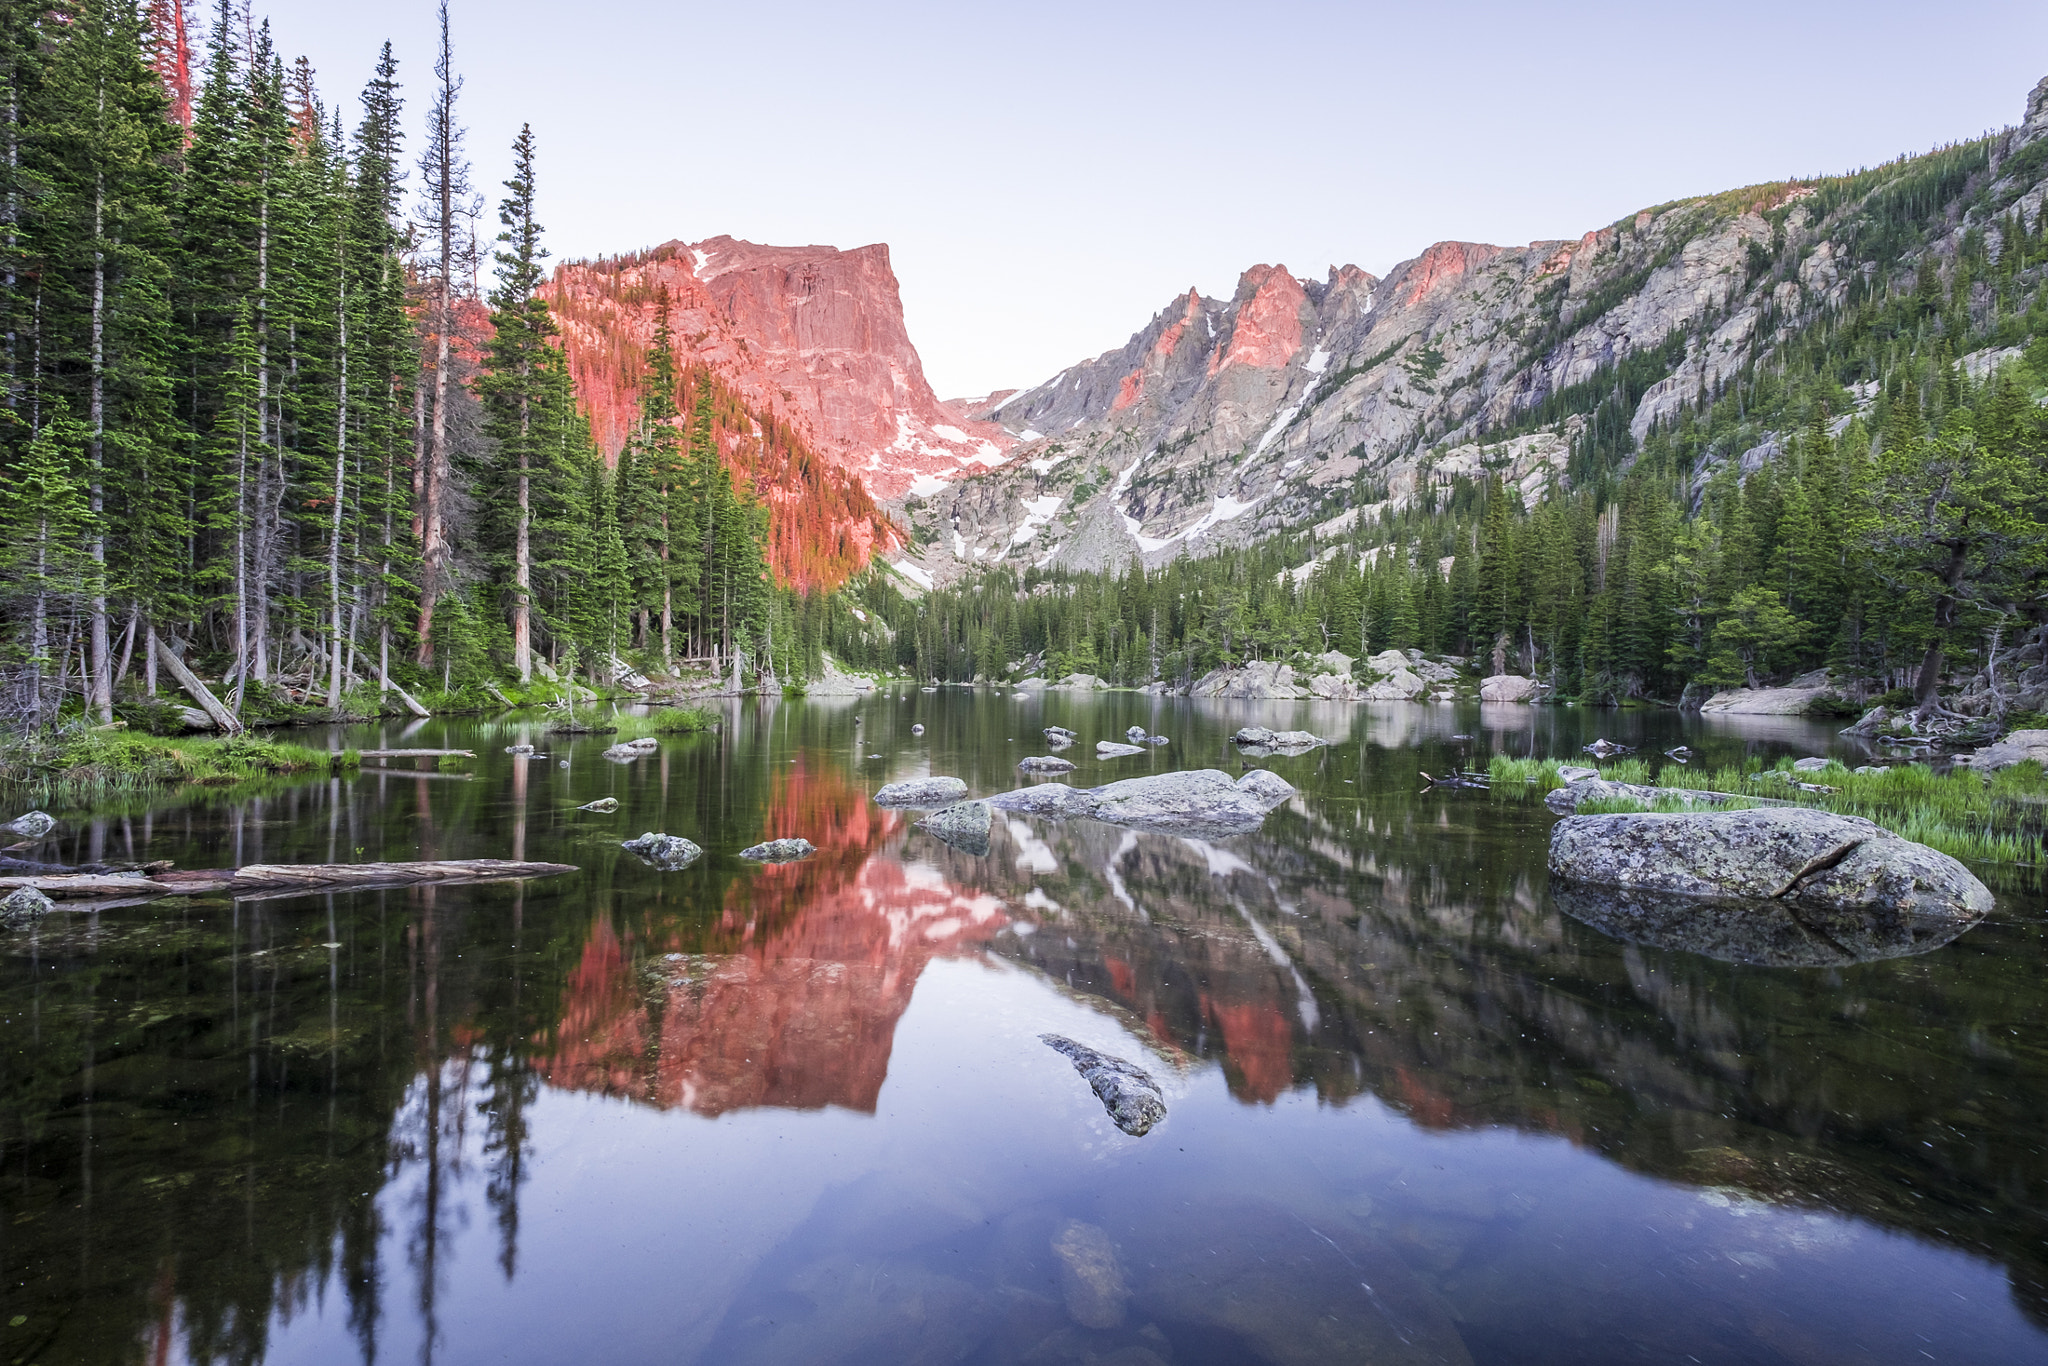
[352,749,476,760]
[0,859,575,904]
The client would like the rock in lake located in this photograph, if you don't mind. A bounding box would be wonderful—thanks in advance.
[1051,1220,1129,1329]
[621,832,703,870]
[1,886,55,928]
[578,797,619,813]
[1095,741,1146,758]
[873,776,969,808]
[1791,756,1834,772]
[1044,726,1077,740]
[915,800,992,855]
[1125,725,1148,742]
[1957,728,2048,771]
[1040,1034,1166,1136]
[1582,738,1632,758]
[1019,755,1078,774]
[739,837,816,862]
[1480,674,1540,703]
[1230,726,1325,753]
[503,743,535,755]
[910,723,925,736]
[1549,808,1993,922]
[990,769,1297,836]
[1552,882,1980,967]
[4,811,56,840]
[1557,765,1600,783]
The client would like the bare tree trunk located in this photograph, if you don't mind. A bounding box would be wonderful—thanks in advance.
[87,168,111,722]
[329,256,349,709]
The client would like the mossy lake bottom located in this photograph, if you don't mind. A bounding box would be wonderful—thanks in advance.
[3,694,2044,1366]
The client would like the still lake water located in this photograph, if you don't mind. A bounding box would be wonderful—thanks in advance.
[3,692,2045,1366]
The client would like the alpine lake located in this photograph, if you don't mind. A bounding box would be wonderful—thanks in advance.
[4,690,2045,1366]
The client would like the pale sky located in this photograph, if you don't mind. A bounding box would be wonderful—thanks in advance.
[263,0,2048,398]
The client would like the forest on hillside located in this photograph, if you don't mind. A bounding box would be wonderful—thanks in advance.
[0,1,827,737]
[835,142,2048,730]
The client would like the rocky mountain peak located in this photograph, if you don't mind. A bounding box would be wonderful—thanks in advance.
[2024,72,2048,146]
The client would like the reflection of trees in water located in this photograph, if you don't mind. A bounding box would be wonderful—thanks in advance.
[967,805,2048,1328]
[540,758,1009,1115]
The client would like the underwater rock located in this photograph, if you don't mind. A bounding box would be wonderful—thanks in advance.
[1040,1034,1166,1136]
[1552,881,1981,966]
[739,838,816,862]
[1095,741,1146,758]
[1051,1220,1129,1329]
[578,797,619,813]
[0,885,55,927]
[915,801,992,856]
[4,811,56,840]
[1549,808,1993,922]
[873,777,969,807]
[1019,755,1078,774]
[621,832,703,870]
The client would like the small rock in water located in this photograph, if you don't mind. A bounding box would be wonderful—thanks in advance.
[1,886,56,928]
[1019,755,1077,774]
[921,686,938,693]
[1145,734,1169,745]
[1040,1034,1166,1136]
[578,797,619,813]
[1557,765,1600,783]
[1095,741,1146,758]
[873,777,969,807]
[558,759,571,769]
[621,832,703,870]
[1231,726,1325,753]
[1126,725,1148,742]
[739,837,816,862]
[1051,1220,1129,1329]
[600,743,641,762]
[4,811,56,840]
[503,743,535,755]
[1665,745,1695,762]
[1044,726,1078,741]
[1583,738,1632,758]
[916,800,992,856]
[910,723,925,736]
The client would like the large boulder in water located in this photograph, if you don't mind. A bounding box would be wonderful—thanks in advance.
[1230,726,1325,753]
[1548,808,1993,923]
[3,811,56,840]
[1018,755,1077,774]
[1040,1034,1166,1136]
[873,777,969,808]
[989,769,1295,835]
[1,886,55,928]
[621,832,703,870]
[1552,882,1981,966]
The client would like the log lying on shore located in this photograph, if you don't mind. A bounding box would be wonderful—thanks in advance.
[0,859,576,903]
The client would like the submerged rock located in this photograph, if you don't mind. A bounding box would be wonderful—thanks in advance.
[4,811,56,840]
[1019,755,1078,774]
[873,776,969,808]
[1553,882,1980,967]
[621,832,703,870]
[1549,808,1993,922]
[578,797,619,813]
[1040,1034,1166,1136]
[1095,741,1146,758]
[990,769,1297,835]
[1051,1220,1129,1329]
[1,886,55,928]
[916,800,992,856]
[739,837,816,862]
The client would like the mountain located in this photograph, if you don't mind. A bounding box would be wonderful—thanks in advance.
[893,73,2048,587]
[543,237,1015,502]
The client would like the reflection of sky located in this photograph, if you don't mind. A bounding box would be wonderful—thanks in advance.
[259,957,2048,1366]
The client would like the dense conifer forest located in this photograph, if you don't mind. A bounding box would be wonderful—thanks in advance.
[0,1,798,734]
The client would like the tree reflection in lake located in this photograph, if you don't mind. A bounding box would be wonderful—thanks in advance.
[1,695,2045,1365]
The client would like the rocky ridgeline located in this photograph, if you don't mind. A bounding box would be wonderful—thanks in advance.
[894,74,2048,585]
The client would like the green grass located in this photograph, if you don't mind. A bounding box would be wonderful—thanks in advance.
[608,706,718,741]
[1495,752,2048,866]
[0,729,357,802]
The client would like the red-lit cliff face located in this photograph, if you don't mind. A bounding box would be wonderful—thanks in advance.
[543,237,1016,503]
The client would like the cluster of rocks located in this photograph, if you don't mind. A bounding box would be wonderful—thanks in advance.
[600,736,661,762]
[1231,726,1326,755]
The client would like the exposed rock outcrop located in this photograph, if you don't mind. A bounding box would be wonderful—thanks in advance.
[1548,809,1993,923]
[1480,675,1541,703]
[1699,686,1832,716]
[1957,728,2048,771]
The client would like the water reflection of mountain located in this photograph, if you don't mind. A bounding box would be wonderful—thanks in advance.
[953,807,2048,1325]
[541,759,1009,1115]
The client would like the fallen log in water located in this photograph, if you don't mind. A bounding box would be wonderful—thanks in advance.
[0,859,576,903]
[351,749,477,760]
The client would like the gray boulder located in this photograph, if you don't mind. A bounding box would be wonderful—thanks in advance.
[916,800,992,856]
[1019,755,1078,774]
[4,811,56,840]
[1051,1220,1129,1329]
[1542,778,1764,814]
[1230,726,1325,753]
[578,797,619,813]
[1125,725,1148,742]
[621,832,703,870]
[1549,808,1993,922]
[873,776,970,808]
[1556,765,1600,783]
[1957,728,2048,771]
[1791,756,1833,773]
[1044,726,1077,741]
[989,768,1296,835]
[740,837,815,862]
[1095,741,1146,758]
[1040,1034,1166,1136]
[1,886,55,928]
[909,723,925,736]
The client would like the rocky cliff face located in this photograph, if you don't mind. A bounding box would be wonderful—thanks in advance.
[897,77,2048,585]
[544,237,1015,502]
